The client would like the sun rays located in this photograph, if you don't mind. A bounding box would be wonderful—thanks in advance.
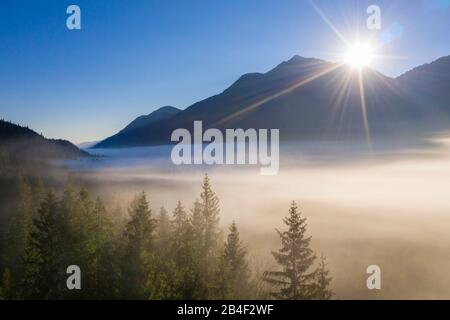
[214,0,405,149]
[357,69,372,148]
[308,0,383,148]
[213,61,345,127]
[345,43,375,69]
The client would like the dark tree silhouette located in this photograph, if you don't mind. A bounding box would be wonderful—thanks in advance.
[120,193,156,299]
[264,201,318,300]
[215,221,251,299]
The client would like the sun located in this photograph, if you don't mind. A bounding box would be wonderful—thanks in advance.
[345,43,374,69]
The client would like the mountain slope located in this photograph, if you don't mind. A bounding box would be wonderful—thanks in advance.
[94,55,450,148]
[122,106,181,132]
[0,120,89,166]
[94,106,180,148]
[396,55,450,112]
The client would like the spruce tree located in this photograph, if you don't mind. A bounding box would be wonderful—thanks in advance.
[200,174,220,255]
[60,187,94,299]
[120,193,156,299]
[189,174,222,299]
[171,201,197,298]
[22,192,66,299]
[172,201,193,265]
[60,188,84,264]
[264,201,317,300]
[147,206,180,299]
[90,197,119,299]
[314,254,333,300]
[216,221,251,299]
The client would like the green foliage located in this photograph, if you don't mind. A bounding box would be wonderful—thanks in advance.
[169,201,198,299]
[264,201,333,300]
[22,191,66,299]
[147,256,184,300]
[90,197,120,299]
[193,174,222,298]
[2,174,333,300]
[314,254,334,300]
[215,221,251,299]
[1,175,47,299]
[120,193,156,299]
[21,187,120,299]
[199,174,221,254]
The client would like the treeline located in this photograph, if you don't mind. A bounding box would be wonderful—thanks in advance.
[0,174,333,300]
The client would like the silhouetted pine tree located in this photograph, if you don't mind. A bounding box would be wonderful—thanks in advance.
[215,221,251,299]
[170,201,198,298]
[313,254,333,300]
[22,192,66,299]
[58,187,95,299]
[200,174,221,256]
[147,206,184,299]
[90,197,119,299]
[120,193,156,299]
[264,201,318,300]
[171,201,191,256]
[189,174,222,299]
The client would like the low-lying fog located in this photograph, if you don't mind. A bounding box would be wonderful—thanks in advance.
[65,135,450,299]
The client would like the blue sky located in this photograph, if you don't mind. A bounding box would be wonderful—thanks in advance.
[0,0,449,143]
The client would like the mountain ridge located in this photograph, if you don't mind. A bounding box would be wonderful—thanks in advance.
[0,119,89,166]
[93,55,450,148]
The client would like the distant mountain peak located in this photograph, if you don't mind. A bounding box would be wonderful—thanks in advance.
[287,54,313,62]
[269,55,329,75]
[285,55,324,65]
[120,106,181,134]
[153,105,180,114]
[94,106,182,147]
[93,53,450,148]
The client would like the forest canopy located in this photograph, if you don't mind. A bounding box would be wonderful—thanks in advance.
[0,173,333,300]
